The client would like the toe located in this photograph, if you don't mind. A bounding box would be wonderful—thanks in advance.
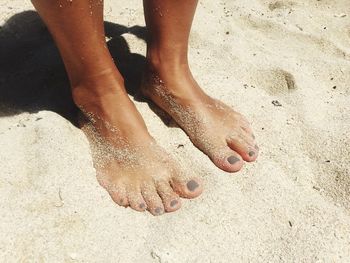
[155,181,181,212]
[226,133,258,162]
[238,115,256,140]
[240,125,256,141]
[141,184,165,216]
[171,175,203,199]
[127,186,147,212]
[107,183,129,207]
[239,115,253,131]
[210,147,244,173]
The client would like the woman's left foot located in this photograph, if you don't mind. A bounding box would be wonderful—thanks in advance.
[142,60,259,173]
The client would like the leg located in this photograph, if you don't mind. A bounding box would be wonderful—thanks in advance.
[31,0,202,215]
[142,0,259,173]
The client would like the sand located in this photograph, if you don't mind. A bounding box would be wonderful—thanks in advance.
[0,0,350,262]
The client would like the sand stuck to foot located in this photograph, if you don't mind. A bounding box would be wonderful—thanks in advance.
[0,0,349,262]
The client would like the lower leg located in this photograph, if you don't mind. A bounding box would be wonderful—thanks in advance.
[143,0,202,98]
[144,0,197,65]
[31,0,141,143]
[32,0,122,89]
[143,0,259,172]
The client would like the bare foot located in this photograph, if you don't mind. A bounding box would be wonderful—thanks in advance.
[73,71,202,215]
[142,62,259,173]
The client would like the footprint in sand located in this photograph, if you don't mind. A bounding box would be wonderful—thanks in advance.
[268,1,296,11]
[247,68,297,96]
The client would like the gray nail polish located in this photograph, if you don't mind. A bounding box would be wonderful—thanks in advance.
[170,200,178,207]
[139,203,146,209]
[187,180,199,192]
[248,151,255,157]
[227,156,240,164]
[155,207,163,215]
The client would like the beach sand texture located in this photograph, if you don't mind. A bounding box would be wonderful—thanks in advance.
[0,0,349,262]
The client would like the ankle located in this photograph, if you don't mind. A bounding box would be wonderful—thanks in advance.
[71,65,124,88]
[146,46,189,71]
[71,69,126,109]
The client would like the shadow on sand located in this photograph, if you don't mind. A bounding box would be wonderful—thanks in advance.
[0,10,148,124]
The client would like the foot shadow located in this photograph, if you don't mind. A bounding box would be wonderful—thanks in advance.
[0,11,168,126]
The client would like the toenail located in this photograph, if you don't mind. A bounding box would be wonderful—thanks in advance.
[155,207,163,215]
[139,203,146,209]
[170,200,178,207]
[248,151,255,157]
[187,180,199,192]
[227,156,240,164]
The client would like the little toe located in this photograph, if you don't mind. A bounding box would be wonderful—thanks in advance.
[155,181,181,212]
[240,125,256,142]
[107,184,129,207]
[171,176,203,199]
[239,116,253,131]
[211,148,244,173]
[127,187,147,212]
[141,185,165,216]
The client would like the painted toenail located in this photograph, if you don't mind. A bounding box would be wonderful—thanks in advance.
[248,151,255,157]
[139,203,146,209]
[170,200,178,207]
[155,207,163,215]
[227,156,240,164]
[187,180,199,192]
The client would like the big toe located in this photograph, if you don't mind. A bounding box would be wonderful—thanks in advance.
[210,147,244,173]
[171,175,203,199]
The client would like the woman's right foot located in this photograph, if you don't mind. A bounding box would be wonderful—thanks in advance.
[73,70,203,216]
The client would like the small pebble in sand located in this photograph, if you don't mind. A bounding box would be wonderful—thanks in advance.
[69,253,78,260]
[296,24,303,31]
[272,100,282,107]
[334,13,347,18]
[313,186,321,191]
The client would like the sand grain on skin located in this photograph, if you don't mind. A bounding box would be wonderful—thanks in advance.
[1,0,350,262]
